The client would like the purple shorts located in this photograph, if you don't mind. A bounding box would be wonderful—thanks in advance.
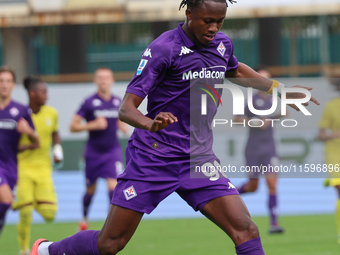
[85,149,123,186]
[111,143,239,214]
[245,151,280,178]
[0,166,16,190]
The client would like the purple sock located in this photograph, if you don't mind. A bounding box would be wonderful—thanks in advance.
[109,190,114,202]
[235,237,265,255]
[0,203,11,235]
[237,183,248,194]
[83,193,93,218]
[49,230,100,255]
[269,194,278,226]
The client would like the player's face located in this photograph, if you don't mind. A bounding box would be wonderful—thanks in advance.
[94,69,114,93]
[186,1,227,46]
[0,71,15,99]
[31,82,48,106]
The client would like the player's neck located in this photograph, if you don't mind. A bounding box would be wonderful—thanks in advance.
[29,101,42,114]
[0,96,11,110]
[97,90,112,101]
[181,23,196,45]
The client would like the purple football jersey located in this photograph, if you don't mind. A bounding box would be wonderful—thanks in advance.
[0,100,34,184]
[77,93,121,157]
[244,93,276,154]
[126,23,238,158]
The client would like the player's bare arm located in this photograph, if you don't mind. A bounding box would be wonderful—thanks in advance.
[117,119,129,134]
[17,118,40,152]
[69,114,108,132]
[318,128,340,141]
[226,62,320,110]
[119,93,178,132]
[52,131,63,163]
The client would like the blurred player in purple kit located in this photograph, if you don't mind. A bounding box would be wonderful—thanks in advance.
[0,66,39,236]
[235,67,284,234]
[31,1,319,255]
[69,67,128,231]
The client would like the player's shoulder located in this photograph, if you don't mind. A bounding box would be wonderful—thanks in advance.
[215,32,233,42]
[10,100,31,114]
[324,97,340,109]
[151,28,179,47]
[11,100,28,109]
[82,93,98,105]
[42,105,58,115]
[213,32,234,48]
[145,28,181,57]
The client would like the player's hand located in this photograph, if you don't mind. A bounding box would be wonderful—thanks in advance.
[54,155,62,164]
[330,130,340,140]
[147,112,178,132]
[16,118,33,134]
[284,85,320,111]
[93,116,108,130]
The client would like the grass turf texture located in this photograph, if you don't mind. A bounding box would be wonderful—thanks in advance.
[0,214,338,255]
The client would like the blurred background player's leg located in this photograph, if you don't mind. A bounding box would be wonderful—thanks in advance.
[329,178,340,243]
[0,182,12,236]
[238,178,259,194]
[106,178,117,202]
[15,173,35,255]
[34,172,57,223]
[266,176,283,234]
[80,181,96,231]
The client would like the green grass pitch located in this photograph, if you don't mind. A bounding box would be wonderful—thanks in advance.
[0,214,339,255]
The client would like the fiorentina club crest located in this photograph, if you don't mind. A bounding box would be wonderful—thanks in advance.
[217,41,226,57]
[10,107,19,117]
[123,186,137,200]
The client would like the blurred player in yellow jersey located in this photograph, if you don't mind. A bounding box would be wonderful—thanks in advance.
[318,77,340,244]
[14,77,63,255]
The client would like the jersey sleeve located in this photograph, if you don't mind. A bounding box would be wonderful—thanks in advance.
[24,107,35,130]
[76,100,88,119]
[126,42,172,99]
[319,102,332,129]
[226,38,239,72]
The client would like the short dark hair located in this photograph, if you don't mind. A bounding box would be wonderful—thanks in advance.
[0,66,16,83]
[23,76,44,92]
[179,0,236,11]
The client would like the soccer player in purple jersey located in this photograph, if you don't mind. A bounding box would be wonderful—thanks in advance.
[31,1,319,254]
[235,67,284,234]
[69,67,128,231]
[0,67,39,236]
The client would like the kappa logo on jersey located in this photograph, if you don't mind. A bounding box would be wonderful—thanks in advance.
[228,182,236,189]
[112,98,120,107]
[124,186,137,200]
[179,46,193,56]
[217,41,226,57]
[9,107,19,117]
[136,59,148,75]
[92,99,102,107]
[143,48,152,58]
